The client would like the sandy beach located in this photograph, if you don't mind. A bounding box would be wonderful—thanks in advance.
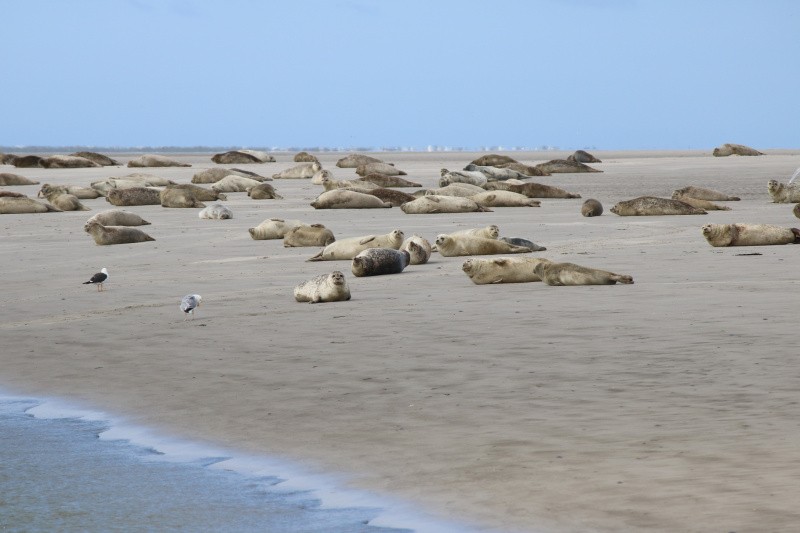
[2,149,800,532]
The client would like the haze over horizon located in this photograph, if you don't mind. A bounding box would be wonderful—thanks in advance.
[4,0,799,151]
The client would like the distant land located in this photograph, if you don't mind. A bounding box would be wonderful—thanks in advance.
[0,145,575,154]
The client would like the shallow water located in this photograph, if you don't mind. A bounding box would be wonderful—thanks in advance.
[0,396,414,533]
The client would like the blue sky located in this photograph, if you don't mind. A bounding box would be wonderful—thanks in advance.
[3,0,799,150]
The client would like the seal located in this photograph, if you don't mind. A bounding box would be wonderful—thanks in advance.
[534,261,634,285]
[425,183,486,197]
[166,183,227,201]
[211,175,263,193]
[351,248,411,277]
[0,197,61,214]
[712,143,764,157]
[400,235,432,265]
[366,188,416,207]
[483,181,581,199]
[356,174,422,188]
[356,162,406,177]
[439,168,488,187]
[40,190,90,211]
[471,154,517,167]
[401,195,491,214]
[434,234,533,257]
[566,150,602,163]
[671,186,740,201]
[462,163,529,181]
[0,153,17,165]
[795,203,800,219]
[535,159,602,174]
[496,162,549,176]
[198,203,233,219]
[470,191,541,207]
[38,183,102,200]
[767,179,800,203]
[610,196,707,216]
[336,153,384,168]
[211,150,275,164]
[40,155,100,169]
[160,188,206,208]
[294,271,351,303]
[106,187,162,206]
[321,176,380,192]
[462,256,552,284]
[283,224,336,247]
[84,220,155,245]
[272,162,321,179]
[127,154,190,167]
[311,168,333,185]
[307,230,405,261]
[310,189,392,209]
[293,151,319,163]
[499,237,546,251]
[192,167,270,184]
[69,151,120,166]
[247,182,283,199]
[87,209,151,226]
[0,173,39,186]
[581,198,603,217]
[248,218,304,240]
[450,225,500,239]
[701,223,800,247]
[0,190,26,198]
[671,195,731,211]
[11,155,44,168]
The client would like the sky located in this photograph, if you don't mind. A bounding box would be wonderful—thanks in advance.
[3,0,799,150]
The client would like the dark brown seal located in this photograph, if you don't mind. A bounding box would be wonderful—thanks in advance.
[712,143,764,157]
[351,248,411,277]
[471,154,517,167]
[581,199,603,217]
[368,188,416,206]
[535,159,602,174]
[483,181,581,199]
[566,150,602,163]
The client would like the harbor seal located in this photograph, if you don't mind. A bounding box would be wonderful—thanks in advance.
[701,223,800,247]
[356,174,421,188]
[671,186,740,201]
[160,188,206,208]
[566,150,602,163]
[293,151,319,163]
[192,167,270,184]
[321,176,380,192]
[41,190,90,211]
[795,203,800,219]
[248,218,304,240]
[11,155,44,168]
[496,162,549,176]
[355,162,406,177]
[106,187,161,206]
[247,182,283,199]
[283,224,335,247]
[767,179,800,203]
[471,154,517,167]
[351,248,411,277]
[470,191,541,207]
[198,203,233,219]
[581,198,603,217]
[450,225,500,239]
[38,183,102,200]
[535,159,602,174]
[211,175,262,193]
[87,209,151,226]
[308,230,405,261]
[335,153,384,168]
[439,168,488,187]
[211,150,275,164]
[400,235,432,265]
[0,197,61,214]
[671,195,731,211]
[294,271,351,303]
[534,261,634,285]
[462,163,529,181]
[84,220,155,245]
[401,195,491,214]
[0,190,26,198]
[70,151,120,166]
[0,173,39,186]
[165,183,227,201]
[367,188,416,207]
[272,162,321,179]
[127,154,190,167]
[483,181,581,199]
[435,234,533,257]
[311,189,391,209]
[610,196,707,216]
[712,143,764,157]
[462,256,552,284]
[40,155,100,168]
[425,183,487,197]
[311,168,333,185]
[499,237,546,251]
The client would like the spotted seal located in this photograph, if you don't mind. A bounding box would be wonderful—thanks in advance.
[610,196,706,216]
[106,187,161,206]
[351,248,411,277]
[534,261,634,285]
[767,180,800,203]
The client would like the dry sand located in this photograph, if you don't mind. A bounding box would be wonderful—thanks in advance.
[2,150,800,532]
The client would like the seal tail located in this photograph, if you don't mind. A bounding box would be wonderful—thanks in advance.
[307,252,324,262]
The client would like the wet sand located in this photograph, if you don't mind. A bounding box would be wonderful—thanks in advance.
[2,149,800,532]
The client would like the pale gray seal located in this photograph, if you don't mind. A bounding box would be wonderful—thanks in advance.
[283,224,335,247]
[534,261,634,285]
[311,189,391,209]
[767,180,800,203]
[355,162,406,177]
[294,271,351,303]
[671,186,740,201]
[336,153,384,168]
[401,195,491,214]
[470,191,541,207]
[435,234,533,257]
[87,209,151,226]
[356,174,422,188]
[127,154,190,167]
[0,173,39,186]
[0,197,61,214]
[701,223,800,247]
[198,203,233,219]
[483,181,581,199]
[249,218,304,240]
[400,235,432,265]
[308,230,404,262]
[462,257,551,285]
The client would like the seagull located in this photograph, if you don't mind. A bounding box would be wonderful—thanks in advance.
[180,294,202,320]
[83,268,109,291]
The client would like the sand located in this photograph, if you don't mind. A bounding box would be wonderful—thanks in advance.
[2,149,800,532]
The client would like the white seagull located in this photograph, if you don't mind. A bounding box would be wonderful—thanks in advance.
[180,294,202,320]
[83,268,109,291]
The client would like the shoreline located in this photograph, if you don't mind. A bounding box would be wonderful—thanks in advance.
[3,149,800,532]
